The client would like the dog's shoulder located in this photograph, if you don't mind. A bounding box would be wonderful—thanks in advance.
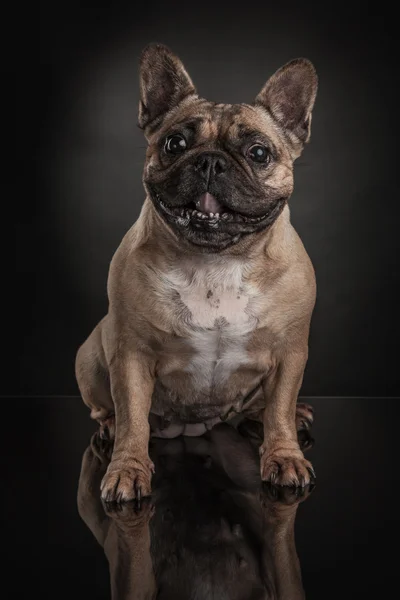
[107,200,155,293]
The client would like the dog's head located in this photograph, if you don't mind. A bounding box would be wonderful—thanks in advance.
[139,44,317,252]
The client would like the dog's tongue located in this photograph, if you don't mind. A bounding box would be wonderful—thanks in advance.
[198,192,223,214]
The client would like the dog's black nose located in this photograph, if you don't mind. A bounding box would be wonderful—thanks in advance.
[197,153,227,180]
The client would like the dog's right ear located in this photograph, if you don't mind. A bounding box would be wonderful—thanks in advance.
[138,44,197,131]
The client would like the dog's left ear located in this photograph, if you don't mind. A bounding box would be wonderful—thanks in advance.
[138,43,197,131]
[255,59,318,148]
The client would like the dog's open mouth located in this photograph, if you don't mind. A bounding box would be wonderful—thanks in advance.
[157,192,269,224]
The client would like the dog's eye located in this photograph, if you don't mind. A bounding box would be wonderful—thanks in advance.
[247,144,270,164]
[165,134,187,155]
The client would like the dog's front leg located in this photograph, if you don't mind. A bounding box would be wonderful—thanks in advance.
[101,353,155,503]
[260,349,315,487]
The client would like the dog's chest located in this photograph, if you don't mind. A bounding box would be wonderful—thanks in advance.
[162,260,260,387]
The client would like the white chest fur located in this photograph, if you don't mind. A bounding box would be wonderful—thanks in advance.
[163,257,260,389]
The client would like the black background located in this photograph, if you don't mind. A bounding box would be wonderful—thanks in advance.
[15,1,399,396]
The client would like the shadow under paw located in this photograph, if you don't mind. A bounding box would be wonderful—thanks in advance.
[104,496,155,527]
[261,479,315,506]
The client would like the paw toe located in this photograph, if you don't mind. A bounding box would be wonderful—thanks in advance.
[100,464,152,503]
[261,452,316,488]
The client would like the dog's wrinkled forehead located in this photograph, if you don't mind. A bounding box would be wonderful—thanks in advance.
[148,98,285,151]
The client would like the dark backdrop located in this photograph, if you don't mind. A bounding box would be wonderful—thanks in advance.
[16,1,399,396]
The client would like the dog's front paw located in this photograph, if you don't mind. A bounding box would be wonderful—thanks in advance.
[260,445,316,488]
[100,456,154,503]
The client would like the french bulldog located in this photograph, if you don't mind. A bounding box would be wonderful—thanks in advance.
[75,43,318,502]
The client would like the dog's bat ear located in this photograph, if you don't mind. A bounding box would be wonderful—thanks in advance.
[255,59,318,147]
[138,43,197,131]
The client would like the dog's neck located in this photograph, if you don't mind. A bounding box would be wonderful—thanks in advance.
[137,197,294,266]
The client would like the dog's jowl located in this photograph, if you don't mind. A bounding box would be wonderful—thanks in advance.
[75,44,318,502]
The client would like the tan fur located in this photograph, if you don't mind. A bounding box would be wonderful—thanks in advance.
[75,45,318,501]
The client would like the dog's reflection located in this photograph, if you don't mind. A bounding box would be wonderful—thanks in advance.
[78,423,314,600]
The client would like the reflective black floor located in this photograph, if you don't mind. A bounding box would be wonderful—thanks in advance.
[6,397,399,599]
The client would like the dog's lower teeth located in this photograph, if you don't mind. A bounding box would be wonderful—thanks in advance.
[159,197,268,226]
